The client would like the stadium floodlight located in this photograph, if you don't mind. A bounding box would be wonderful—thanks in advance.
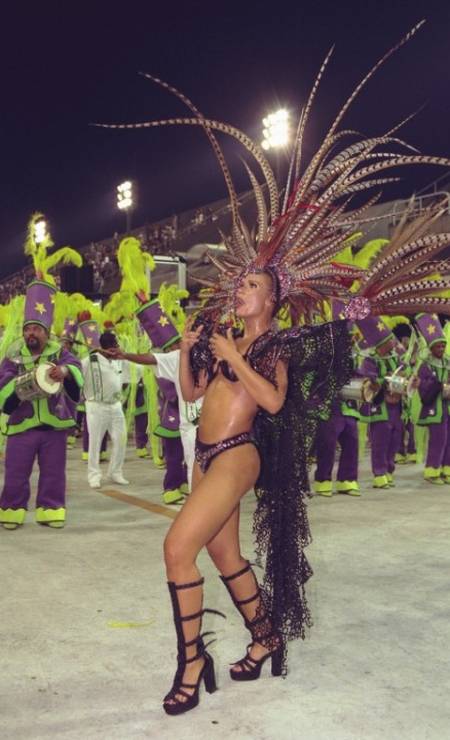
[117,180,134,211]
[34,218,48,244]
[116,180,135,232]
[261,109,290,151]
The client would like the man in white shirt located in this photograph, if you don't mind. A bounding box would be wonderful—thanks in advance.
[81,332,130,489]
[153,349,202,490]
[106,345,202,491]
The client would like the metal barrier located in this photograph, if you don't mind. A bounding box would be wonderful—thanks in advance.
[391,192,450,225]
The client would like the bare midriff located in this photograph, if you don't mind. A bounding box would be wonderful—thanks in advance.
[197,370,258,444]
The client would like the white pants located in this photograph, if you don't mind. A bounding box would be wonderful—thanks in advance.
[180,425,197,491]
[86,401,127,485]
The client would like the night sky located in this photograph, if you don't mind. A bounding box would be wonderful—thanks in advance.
[1,0,450,278]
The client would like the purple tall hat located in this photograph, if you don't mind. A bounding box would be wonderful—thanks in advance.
[356,315,393,350]
[24,280,56,331]
[415,313,445,347]
[78,313,101,351]
[61,318,78,343]
[136,298,180,350]
[331,299,347,321]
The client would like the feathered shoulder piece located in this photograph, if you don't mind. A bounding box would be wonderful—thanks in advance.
[98,20,450,321]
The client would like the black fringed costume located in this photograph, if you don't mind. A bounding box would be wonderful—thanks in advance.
[191,317,353,672]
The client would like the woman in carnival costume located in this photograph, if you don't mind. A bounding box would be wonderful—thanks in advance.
[100,22,450,714]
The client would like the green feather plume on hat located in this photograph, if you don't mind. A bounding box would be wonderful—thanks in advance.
[117,237,155,302]
[24,212,82,286]
[157,283,189,333]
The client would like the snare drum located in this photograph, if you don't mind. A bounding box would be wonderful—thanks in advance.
[15,362,62,402]
[339,377,378,404]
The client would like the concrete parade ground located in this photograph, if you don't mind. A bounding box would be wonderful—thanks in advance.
[1,443,449,740]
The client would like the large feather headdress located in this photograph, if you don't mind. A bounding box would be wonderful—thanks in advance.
[96,20,450,319]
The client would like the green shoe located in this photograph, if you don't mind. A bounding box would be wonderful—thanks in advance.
[163,489,184,505]
[424,467,443,484]
[81,452,88,462]
[179,483,190,496]
[406,453,417,464]
[442,476,450,485]
[100,451,109,462]
[336,480,360,496]
[373,475,389,489]
[386,473,395,488]
[313,480,333,497]
[394,454,407,465]
[136,448,150,458]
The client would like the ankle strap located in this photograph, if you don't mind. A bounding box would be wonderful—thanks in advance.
[235,590,260,607]
[169,577,204,590]
[220,562,251,583]
[180,606,226,623]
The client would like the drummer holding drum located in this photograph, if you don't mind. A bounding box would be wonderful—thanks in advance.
[357,316,419,491]
[0,279,83,530]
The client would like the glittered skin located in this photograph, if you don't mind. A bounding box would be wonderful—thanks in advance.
[190,315,353,672]
[194,431,257,473]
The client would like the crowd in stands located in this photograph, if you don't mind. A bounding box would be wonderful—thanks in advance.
[0,194,251,303]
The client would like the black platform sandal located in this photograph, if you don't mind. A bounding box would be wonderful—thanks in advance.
[163,577,224,716]
[220,562,284,681]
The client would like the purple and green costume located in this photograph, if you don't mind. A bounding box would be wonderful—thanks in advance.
[314,301,360,495]
[136,299,186,493]
[415,314,450,481]
[357,315,402,488]
[0,281,83,527]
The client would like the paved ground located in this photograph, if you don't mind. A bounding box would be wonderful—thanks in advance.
[1,443,449,740]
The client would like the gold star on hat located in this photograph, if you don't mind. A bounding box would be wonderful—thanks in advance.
[427,324,436,335]
[89,323,97,332]
[35,302,47,315]
[376,321,385,332]
[158,315,169,327]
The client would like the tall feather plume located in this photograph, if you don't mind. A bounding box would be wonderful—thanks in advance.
[140,73,253,262]
[94,116,279,224]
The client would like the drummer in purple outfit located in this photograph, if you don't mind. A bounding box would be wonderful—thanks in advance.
[313,300,361,497]
[0,280,83,529]
[415,313,450,485]
[358,316,411,490]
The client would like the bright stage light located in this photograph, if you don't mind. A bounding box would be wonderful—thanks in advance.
[117,181,134,211]
[34,219,47,244]
[261,109,290,151]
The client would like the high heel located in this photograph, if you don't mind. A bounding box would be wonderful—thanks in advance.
[163,578,224,716]
[164,652,217,716]
[220,562,285,681]
[228,641,284,681]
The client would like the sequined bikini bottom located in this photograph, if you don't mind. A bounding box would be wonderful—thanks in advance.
[194,431,258,473]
